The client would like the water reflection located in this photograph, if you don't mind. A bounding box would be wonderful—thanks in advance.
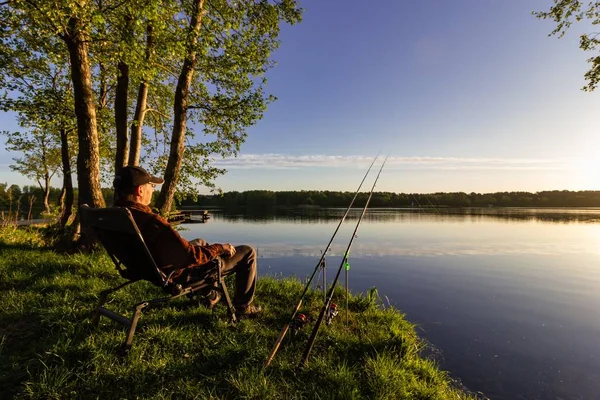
[179,208,600,400]
[186,207,600,224]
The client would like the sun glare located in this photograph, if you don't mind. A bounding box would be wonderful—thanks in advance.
[582,157,600,189]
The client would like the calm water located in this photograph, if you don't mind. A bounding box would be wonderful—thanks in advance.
[178,208,600,400]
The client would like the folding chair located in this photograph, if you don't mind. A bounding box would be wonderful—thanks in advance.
[80,204,237,353]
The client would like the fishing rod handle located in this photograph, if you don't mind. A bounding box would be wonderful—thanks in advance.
[264,298,305,368]
[298,299,329,368]
[264,323,290,368]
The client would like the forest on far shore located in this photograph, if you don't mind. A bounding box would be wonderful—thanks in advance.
[180,189,600,209]
[1,184,600,220]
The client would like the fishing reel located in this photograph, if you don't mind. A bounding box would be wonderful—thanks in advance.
[290,313,312,339]
[326,302,339,325]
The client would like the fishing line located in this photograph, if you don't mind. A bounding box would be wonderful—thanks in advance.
[263,154,380,368]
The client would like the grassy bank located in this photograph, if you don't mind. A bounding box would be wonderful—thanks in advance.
[0,225,475,399]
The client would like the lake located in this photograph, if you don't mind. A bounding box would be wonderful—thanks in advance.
[178,207,600,400]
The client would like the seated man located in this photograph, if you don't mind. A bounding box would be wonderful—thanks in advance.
[113,165,261,318]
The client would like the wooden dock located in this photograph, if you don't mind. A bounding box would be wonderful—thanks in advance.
[167,210,211,224]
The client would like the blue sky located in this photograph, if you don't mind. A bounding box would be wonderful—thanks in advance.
[1,0,599,193]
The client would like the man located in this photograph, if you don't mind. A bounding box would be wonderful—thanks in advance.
[113,165,261,318]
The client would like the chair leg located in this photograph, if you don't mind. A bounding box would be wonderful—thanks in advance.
[215,257,237,323]
[122,301,149,352]
[219,279,237,323]
[92,281,135,328]
[91,289,112,328]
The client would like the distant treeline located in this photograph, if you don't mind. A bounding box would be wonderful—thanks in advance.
[3,185,600,220]
[0,183,114,220]
[180,190,600,209]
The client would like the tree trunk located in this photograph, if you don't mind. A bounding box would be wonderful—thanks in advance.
[38,136,51,213]
[62,17,105,212]
[27,195,35,220]
[156,0,204,214]
[129,82,148,166]
[128,23,154,166]
[43,172,50,213]
[58,187,65,213]
[59,128,74,228]
[115,61,129,171]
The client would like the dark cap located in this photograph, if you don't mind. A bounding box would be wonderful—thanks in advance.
[114,166,164,190]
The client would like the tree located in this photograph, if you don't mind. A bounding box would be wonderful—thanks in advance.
[0,1,106,215]
[61,12,106,210]
[154,0,302,213]
[94,0,175,170]
[0,25,77,217]
[4,128,61,213]
[155,0,207,213]
[535,1,600,91]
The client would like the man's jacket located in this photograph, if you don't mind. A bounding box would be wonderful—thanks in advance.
[116,200,225,281]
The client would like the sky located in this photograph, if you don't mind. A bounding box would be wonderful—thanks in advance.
[1,0,599,194]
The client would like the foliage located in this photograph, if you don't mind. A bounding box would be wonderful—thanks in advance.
[0,227,474,400]
[0,0,303,214]
[4,129,61,186]
[154,0,303,212]
[534,0,600,91]
[0,10,77,214]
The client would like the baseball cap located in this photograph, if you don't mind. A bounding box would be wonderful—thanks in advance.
[114,166,164,190]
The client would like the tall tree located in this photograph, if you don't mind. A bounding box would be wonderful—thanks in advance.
[155,0,302,213]
[155,0,206,213]
[60,15,105,209]
[535,1,600,91]
[128,22,154,167]
[0,1,106,210]
[0,24,76,216]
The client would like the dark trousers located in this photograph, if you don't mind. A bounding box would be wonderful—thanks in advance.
[221,245,257,308]
[180,240,257,308]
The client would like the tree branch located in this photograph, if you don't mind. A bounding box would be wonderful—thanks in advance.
[152,62,179,78]
[145,108,170,119]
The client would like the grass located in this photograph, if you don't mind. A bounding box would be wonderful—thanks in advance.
[0,225,477,399]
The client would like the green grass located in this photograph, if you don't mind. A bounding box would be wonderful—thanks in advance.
[0,225,476,399]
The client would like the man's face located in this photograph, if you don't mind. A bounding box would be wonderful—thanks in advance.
[140,182,156,205]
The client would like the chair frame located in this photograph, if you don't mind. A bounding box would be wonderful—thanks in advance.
[80,204,237,353]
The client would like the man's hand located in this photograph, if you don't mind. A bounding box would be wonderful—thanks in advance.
[222,243,236,257]
[189,238,207,246]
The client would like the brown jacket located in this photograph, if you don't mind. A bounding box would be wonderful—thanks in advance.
[117,200,225,279]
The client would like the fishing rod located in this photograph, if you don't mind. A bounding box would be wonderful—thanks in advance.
[345,253,349,325]
[299,156,388,368]
[263,155,379,368]
[320,252,326,303]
